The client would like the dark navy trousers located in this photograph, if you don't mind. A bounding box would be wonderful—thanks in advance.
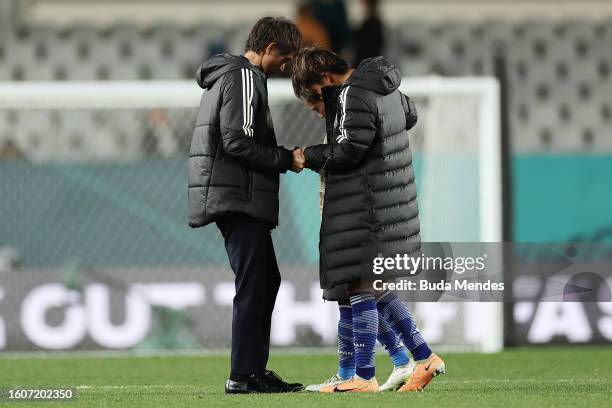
[217,217,281,378]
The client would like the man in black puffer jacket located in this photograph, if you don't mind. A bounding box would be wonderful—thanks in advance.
[291,48,445,393]
[189,17,304,394]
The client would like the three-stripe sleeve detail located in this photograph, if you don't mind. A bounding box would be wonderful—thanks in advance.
[336,86,350,143]
[241,68,254,137]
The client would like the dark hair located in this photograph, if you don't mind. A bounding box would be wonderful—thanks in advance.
[245,17,302,55]
[291,47,350,99]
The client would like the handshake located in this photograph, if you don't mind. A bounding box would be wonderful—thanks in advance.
[291,147,306,173]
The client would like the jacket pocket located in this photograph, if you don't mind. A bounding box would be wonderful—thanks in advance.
[237,164,252,202]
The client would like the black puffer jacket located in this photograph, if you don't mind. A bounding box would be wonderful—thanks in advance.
[188,54,293,228]
[304,56,420,292]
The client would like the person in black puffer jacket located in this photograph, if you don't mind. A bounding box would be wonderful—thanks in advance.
[293,51,420,293]
[189,17,305,394]
[291,47,444,393]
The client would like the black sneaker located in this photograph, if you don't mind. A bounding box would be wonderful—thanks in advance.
[261,370,304,393]
[224,375,274,394]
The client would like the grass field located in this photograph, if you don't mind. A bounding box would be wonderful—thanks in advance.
[1,346,611,407]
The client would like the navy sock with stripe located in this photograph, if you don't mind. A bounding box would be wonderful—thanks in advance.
[376,290,432,361]
[337,302,356,379]
[377,310,410,367]
[350,293,378,380]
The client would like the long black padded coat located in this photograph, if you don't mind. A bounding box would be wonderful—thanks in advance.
[304,56,420,294]
[188,54,293,228]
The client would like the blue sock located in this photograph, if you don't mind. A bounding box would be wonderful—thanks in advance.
[350,293,378,380]
[337,303,355,380]
[376,291,432,361]
[377,310,410,367]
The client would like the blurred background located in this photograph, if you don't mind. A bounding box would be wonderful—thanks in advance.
[0,0,611,353]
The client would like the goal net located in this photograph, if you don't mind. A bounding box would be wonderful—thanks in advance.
[0,77,502,353]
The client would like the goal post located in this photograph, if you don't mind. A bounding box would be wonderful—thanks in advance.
[0,77,503,353]
[402,77,503,354]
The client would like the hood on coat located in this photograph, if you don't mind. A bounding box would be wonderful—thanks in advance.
[344,56,401,96]
[195,54,263,89]
[343,56,416,129]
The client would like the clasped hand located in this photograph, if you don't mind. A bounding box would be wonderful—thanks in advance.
[291,147,306,173]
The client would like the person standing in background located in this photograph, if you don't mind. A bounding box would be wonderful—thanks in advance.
[353,0,385,66]
[311,0,351,54]
[295,2,332,49]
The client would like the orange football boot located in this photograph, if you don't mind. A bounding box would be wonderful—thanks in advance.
[397,353,445,392]
[320,375,379,393]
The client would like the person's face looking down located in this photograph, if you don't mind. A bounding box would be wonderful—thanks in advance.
[302,73,335,118]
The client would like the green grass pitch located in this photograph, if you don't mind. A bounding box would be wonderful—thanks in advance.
[1,346,610,407]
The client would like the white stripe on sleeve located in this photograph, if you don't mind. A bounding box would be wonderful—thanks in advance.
[336,86,350,143]
[246,70,254,137]
[241,69,248,136]
[241,68,254,137]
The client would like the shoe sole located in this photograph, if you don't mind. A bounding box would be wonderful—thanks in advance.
[332,387,378,393]
[323,379,379,393]
[225,389,257,394]
[225,386,304,394]
[225,389,303,394]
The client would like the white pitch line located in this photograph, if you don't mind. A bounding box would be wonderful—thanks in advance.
[77,385,195,390]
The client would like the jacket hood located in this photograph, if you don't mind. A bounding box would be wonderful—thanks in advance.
[344,56,401,96]
[196,54,263,89]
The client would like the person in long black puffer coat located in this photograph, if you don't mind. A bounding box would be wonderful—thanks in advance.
[291,47,445,393]
[294,52,420,293]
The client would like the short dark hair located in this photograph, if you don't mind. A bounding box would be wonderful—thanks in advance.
[291,47,350,99]
[245,17,302,55]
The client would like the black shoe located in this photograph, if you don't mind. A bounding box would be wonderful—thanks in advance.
[224,375,274,394]
[261,370,304,393]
